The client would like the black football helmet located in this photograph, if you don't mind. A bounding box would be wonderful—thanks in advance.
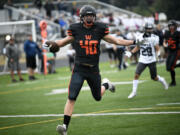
[143,22,154,37]
[168,20,177,31]
[80,5,96,27]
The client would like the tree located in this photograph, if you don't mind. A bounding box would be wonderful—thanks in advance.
[153,0,180,20]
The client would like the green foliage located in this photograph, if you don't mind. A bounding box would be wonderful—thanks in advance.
[99,0,180,20]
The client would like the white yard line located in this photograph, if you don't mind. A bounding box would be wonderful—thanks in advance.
[45,80,146,95]
[157,103,180,106]
[0,111,180,118]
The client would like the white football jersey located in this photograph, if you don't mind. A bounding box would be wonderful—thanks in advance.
[138,33,159,64]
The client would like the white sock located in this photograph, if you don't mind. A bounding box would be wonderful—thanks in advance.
[63,124,67,130]
[132,80,139,93]
[157,75,164,84]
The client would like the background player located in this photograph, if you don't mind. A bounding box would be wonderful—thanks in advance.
[163,20,180,86]
[43,5,143,135]
[125,22,168,99]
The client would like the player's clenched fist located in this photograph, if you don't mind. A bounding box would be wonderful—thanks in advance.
[43,41,60,53]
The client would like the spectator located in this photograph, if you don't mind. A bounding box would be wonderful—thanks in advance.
[44,0,54,19]
[24,35,41,80]
[6,0,13,21]
[46,52,56,74]
[34,0,42,10]
[59,16,67,37]
[6,38,24,82]
[154,24,165,62]
[67,45,75,71]
[114,30,127,70]
[105,42,117,68]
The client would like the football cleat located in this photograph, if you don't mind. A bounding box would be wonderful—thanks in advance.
[161,77,168,90]
[102,78,115,93]
[128,92,136,99]
[56,125,67,135]
[169,81,176,87]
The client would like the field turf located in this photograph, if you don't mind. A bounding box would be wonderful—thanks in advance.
[0,62,180,135]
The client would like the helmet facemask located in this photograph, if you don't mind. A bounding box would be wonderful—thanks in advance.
[144,28,153,37]
[82,14,96,27]
[168,24,177,32]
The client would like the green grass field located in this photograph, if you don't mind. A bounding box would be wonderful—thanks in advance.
[0,62,180,135]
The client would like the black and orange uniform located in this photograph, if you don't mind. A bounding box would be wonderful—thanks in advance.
[67,22,109,101]
[164,30,180,84]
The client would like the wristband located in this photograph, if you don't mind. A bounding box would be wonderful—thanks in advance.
[133,40,136,44]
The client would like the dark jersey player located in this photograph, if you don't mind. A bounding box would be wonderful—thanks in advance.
[163,20,180,86]
[43,5,143,135]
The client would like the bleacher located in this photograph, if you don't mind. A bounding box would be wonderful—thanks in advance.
[0,0,152,74]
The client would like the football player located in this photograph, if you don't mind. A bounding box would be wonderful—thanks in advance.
[125,22,168,99]
[43,5,143,135]
[163,20,180,86]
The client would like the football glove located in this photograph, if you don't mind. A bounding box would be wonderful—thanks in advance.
[125,51,132,58]
[43,41,60,53]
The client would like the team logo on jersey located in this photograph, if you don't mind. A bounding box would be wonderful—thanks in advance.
[167,38,176,49]
[85,35,92,40]
[79,35,98,55]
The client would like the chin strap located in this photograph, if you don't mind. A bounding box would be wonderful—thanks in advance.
[84,21,93,27]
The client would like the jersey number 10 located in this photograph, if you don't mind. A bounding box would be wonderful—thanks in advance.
[79,40,98,55]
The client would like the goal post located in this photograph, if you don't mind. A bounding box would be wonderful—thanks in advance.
[0,20,37,75]
[0,20,37,42]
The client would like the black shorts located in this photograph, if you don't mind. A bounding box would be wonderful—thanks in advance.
[26,56,36,69]
[166,50,180,71]
[107,48,117,59]
[136,62,157,79]
[68,64,101,101]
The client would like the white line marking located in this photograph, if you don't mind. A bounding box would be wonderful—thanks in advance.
[101,70,118,74]
[57,76,70,80]
[157,103,180,106]
[0,112,180,118]
[45,80,146,95]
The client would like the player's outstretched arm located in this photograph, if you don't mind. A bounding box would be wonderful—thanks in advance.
[55,36,74,47]
[103,34,135,46]
[43,36,74,53]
